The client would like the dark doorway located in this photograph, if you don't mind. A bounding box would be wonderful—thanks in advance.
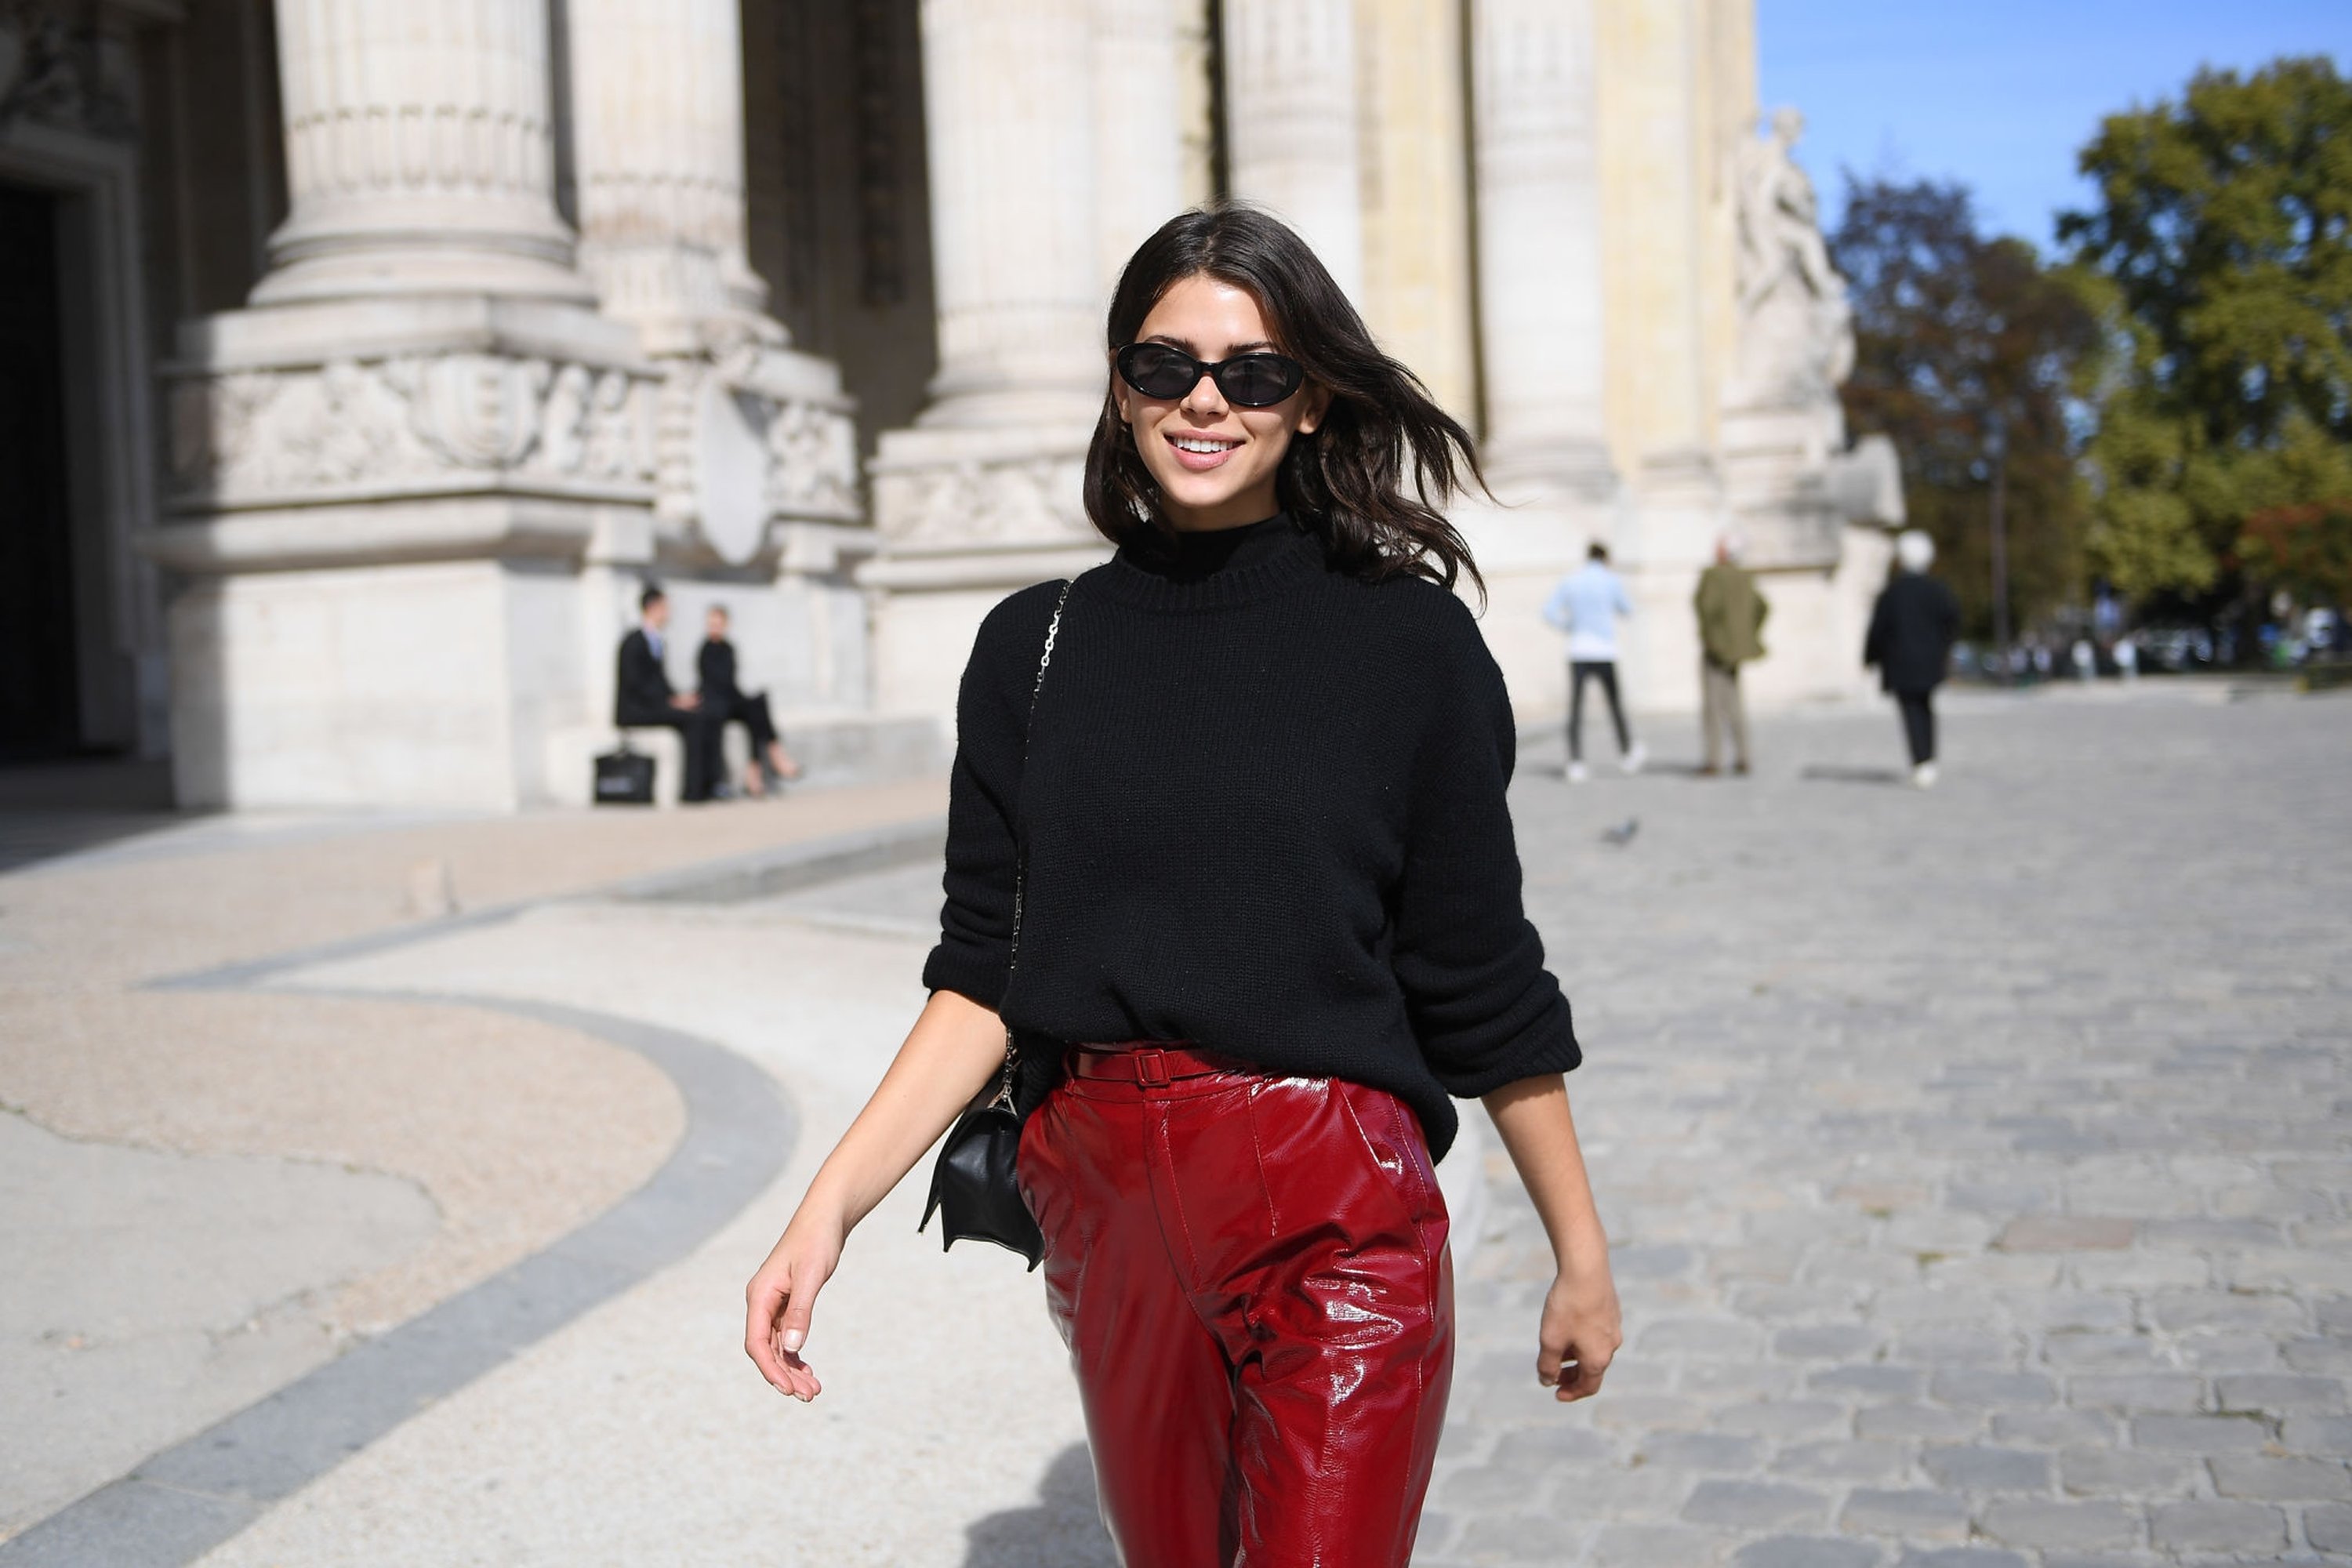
[0,181,81,759]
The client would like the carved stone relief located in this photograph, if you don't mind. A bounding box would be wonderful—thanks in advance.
[765,397,859,519]
[0,0,136,140]
[172,348,860,546]
[169,354,657,503]
[653,354,862,553]
[871,452,1093,554]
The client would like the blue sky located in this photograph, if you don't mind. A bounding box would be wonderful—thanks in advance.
[1757,1,2351,255]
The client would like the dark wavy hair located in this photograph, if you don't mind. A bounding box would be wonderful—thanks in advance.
[1082,203,1487,601]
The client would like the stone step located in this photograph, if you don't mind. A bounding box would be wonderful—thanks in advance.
[761,710,944,789]
[543,711,942,809]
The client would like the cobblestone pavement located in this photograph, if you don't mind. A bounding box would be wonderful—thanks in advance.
[1414,687,2352,1567]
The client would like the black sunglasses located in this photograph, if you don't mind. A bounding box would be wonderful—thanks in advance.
[1115,342,1306,408]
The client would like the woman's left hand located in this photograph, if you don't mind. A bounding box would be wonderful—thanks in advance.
[1536,1261,1621,1402]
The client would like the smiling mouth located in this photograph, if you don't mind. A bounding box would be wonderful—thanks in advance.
[1166,431,1242,472]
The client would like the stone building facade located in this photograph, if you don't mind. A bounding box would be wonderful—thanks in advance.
[0,0,1896,810]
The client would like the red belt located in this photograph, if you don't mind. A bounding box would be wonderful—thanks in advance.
[1066,1042,1240,1087]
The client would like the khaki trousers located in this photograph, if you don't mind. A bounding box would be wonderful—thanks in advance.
[1700,656,1749,769]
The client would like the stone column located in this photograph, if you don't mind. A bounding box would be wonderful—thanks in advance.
[1220,0,1364,302]
[1092,0,1186,294]
[1358,0,1478,422]
[562,0,862,575]
[1595,0,1735,719]
[1470,0,1615,501]
[565,0,769,347]
[252,0,590,304]
[914,0,1102,426]
[1443,0,1621,738]
[865,0,1111,724]
[1599,0,1716,496]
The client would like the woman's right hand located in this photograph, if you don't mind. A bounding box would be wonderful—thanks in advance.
[744,1208,846,1402]
[736,989,1011,1404]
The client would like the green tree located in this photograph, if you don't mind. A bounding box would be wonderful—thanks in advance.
[2060,56,2352,604]
[1831,177,2099,641]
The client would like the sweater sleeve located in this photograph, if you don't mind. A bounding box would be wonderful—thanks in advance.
[921,583,1062,1009]
[1391,608,1582,1096]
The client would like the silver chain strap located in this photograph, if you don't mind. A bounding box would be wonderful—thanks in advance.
[989,579,1071,1109]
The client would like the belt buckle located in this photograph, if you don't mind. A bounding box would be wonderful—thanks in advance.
[1134,1047,1170,1087]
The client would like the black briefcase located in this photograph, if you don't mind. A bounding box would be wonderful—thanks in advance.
[593,742,656,805]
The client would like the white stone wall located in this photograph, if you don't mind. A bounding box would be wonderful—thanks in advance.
[168,561,565,810]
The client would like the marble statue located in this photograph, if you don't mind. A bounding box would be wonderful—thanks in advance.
[1733,107,1855,408]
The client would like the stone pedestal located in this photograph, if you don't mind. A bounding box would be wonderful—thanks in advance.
[153,293,659,809]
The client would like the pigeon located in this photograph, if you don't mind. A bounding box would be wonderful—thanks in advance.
[1601,817,1639,847]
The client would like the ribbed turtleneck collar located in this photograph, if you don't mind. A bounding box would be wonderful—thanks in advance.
[1097,512,1325,612]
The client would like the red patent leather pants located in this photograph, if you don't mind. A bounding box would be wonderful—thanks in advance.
[1016,1044,1454,1568]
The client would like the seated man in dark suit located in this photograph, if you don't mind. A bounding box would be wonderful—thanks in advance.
[698,603,802,797]
[615,585,724,803]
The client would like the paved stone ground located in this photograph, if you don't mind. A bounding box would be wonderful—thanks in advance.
[1415,685,2352,1566]
[8,685,2343,1565]
[0,779,942,1545]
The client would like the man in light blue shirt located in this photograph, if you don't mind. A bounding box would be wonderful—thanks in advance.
[1541,542,1646,782]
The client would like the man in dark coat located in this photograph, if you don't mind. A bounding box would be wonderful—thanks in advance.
[1864,530,1962,788]
[615,585,724,802]
[697,604,802,797]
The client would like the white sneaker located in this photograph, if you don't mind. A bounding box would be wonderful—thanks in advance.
[1912,762,1938,789]
[1621,741,1648,775]
[1567,760,1590,783]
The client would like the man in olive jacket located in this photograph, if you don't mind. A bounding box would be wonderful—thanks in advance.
[1693,537,1768,775]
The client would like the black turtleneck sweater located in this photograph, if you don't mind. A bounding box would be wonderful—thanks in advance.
[922,514,1579,1158]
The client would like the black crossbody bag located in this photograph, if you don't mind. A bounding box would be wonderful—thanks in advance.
[919,579,1072,1270]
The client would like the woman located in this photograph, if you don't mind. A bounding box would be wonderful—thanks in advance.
[1864,528,1962,789]
[695,603,802,797]
[744,205,1621,1566]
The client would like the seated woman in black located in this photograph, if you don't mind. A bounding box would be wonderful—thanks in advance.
[696,604,802,797]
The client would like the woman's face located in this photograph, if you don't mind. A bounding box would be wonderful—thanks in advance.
[1114,273,1327,532]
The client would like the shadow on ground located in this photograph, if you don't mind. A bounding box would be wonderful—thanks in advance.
[1797,763,1908,786]
[0,811,188,874]
[962,1444,1114,1568]
[0,759,183,869]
